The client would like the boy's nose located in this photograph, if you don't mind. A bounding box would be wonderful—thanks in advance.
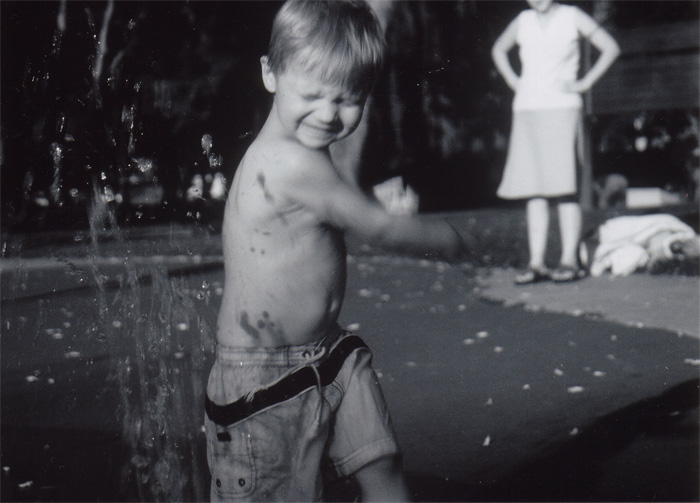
[317,101,339,123]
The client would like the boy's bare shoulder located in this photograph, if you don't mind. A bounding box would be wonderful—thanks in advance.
[249,137,333,185]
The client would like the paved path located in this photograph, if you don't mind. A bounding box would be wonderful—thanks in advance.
[477,268,699,338]
[1,214,698,501]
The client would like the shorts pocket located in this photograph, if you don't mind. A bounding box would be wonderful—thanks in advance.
[207,420,256,499]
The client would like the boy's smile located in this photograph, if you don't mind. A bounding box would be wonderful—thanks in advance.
[262,59,367,149]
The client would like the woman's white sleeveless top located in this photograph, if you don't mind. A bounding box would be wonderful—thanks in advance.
[513,4,583,111]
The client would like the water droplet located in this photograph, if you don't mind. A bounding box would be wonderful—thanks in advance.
[201,133,213,153]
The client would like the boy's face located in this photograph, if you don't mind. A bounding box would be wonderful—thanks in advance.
[262,57,368,150]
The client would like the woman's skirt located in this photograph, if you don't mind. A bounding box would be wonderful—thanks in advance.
[497,108,581,200]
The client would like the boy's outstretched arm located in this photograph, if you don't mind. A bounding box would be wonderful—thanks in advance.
[277,147,468,261]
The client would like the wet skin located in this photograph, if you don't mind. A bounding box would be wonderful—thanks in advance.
[216,62,462,348]
[216,63,363,348]
[217,148,349,347]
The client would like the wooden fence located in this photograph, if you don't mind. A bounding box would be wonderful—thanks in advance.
[579,19,699,208]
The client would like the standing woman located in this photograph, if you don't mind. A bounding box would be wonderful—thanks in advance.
[492,0,619,284]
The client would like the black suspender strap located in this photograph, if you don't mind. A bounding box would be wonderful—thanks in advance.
[205,335,368,427]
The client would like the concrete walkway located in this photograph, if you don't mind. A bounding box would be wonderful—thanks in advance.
[477,268,699,338]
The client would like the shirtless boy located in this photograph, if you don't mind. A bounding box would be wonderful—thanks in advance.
[204,1,465,500]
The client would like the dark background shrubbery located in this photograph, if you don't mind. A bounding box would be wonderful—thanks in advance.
[1,1,698,231]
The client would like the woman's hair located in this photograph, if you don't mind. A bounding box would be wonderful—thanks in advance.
[266,0,385,93]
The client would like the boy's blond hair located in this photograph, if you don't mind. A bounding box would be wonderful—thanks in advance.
[267,0,385,93]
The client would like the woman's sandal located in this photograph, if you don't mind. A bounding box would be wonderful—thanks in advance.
[550,265,587,283]
[514,267,550,285]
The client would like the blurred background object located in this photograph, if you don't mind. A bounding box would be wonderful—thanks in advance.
[1,1,698,231]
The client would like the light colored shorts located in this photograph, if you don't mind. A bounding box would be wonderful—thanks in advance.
[204,331,401,502]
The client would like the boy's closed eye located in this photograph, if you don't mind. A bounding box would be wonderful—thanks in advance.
[343,95,365,106]
[302,93,363,106]
[302,93,322,101]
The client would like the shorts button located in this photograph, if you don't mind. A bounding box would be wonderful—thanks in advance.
[238,478,246,487]
[216,479,221,487]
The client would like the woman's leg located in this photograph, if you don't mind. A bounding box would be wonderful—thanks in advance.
[526,197,549,269]
[557,200,582,268]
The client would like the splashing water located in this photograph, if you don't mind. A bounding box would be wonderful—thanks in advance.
[3,4,237,498]
[49,142,63,206]
[88,188,212,501]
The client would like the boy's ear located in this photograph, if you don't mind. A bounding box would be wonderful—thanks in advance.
[260,56,276,94]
